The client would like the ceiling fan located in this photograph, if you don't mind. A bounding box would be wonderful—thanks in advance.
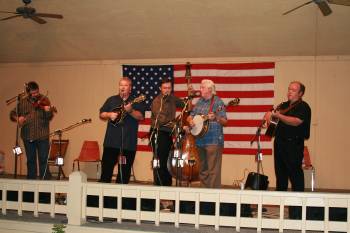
[0,0,63,24]
[283,0,350,16]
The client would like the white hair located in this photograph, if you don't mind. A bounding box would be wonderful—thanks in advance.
[201,79,216,95]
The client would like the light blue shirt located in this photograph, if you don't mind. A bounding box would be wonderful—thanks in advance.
[190,95,227,147]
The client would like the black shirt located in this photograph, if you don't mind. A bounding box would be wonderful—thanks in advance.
[100,95,145,151]
[275,100,311,140]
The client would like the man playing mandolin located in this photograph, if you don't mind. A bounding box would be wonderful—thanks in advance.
[263,81,311,219]
[99,77,144,184]
[187,79,227,188]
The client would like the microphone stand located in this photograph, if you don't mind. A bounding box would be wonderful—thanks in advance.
[250,119,265,189]
[170,120,183,187]
[47,119,91,180]
[118,120,126,184]
[53,130,64,180]
[150,96,165,185]
[170,97,191,187]
[6,92,26,179]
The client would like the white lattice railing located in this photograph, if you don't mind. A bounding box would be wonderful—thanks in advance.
[1,171,350,233]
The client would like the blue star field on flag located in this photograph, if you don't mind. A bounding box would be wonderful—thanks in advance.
[122,65,174,110]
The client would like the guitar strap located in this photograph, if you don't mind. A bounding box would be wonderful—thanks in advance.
[280,99,302,114]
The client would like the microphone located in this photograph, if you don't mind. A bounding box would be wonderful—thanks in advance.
[162,94,169,99]
[24,82,28,93]
[54,129,62,134]
[82,118,92,123]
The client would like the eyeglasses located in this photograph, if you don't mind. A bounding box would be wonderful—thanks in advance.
[29,90,39,96]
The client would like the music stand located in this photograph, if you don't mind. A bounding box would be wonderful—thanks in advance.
[48,138,69,180]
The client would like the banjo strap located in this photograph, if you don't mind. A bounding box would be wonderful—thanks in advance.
[209,95,215,113]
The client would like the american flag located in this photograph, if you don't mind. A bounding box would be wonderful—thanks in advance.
[123,62,274,155]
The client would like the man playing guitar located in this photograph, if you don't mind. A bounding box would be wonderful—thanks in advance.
[263,81,311,219]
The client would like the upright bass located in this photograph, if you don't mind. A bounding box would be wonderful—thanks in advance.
[167,62,200,185]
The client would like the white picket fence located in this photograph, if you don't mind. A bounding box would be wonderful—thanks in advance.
[1,171,350,233]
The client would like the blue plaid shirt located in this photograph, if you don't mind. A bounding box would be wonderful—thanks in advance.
[191,95,227,147]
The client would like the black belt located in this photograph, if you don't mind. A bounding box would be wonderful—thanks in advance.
[277,136,303,142]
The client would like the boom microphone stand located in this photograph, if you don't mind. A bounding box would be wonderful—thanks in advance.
[46,118,92,180]
[52,129,65,180]
[170,121,184,186]
[249,119,268,190]
[150,95,166,185]
[170,97,191,186]
[6,91,26,178]
[251,125,263,188]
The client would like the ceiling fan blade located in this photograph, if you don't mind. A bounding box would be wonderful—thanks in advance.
[29,15,46,24]
[283,1,313,15]
[328,0,350,6]
[0,14,21,21]
[35,13,63,19]
[0,11,18,14]
[315,0,332,16]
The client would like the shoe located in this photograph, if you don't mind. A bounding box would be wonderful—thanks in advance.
[160,200,173,211]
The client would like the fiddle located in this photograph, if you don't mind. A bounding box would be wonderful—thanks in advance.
[30,94,57,113]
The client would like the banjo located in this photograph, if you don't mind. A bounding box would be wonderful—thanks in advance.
[190,98,240,137]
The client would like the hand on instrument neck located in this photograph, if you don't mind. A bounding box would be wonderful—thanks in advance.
[208,112,216,121]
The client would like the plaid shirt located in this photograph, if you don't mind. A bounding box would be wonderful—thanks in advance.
[10,97,53,141]
[190,95,227,147]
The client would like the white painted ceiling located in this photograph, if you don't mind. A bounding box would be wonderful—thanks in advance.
[0,0,350,63]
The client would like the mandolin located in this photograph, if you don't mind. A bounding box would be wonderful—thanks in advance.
[110,94,146,126]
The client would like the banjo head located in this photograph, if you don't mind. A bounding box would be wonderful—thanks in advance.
[190,115,205,136]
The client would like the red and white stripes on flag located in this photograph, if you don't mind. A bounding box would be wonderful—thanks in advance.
[136,62,274,155]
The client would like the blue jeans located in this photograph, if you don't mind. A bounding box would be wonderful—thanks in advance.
[23,139,51,179]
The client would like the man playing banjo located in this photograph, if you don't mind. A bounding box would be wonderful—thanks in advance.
[187,79,228,188]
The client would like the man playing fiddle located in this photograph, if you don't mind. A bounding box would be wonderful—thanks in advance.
[10,81,55,179]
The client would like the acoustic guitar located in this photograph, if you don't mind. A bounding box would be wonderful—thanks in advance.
[265,100,301,137]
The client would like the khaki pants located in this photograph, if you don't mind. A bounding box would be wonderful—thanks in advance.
[198,145,223,188]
